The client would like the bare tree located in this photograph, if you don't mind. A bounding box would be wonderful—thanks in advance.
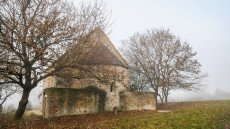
[123,29,207,104]
[0,0,109,119]
[26,101,32,110]
[0,81,19,113]
[128,63,150,92]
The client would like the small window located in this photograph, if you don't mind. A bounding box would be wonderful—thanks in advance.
[110,82,115,92]
[110,85,113,92]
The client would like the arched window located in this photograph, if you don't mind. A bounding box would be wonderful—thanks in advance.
[110,81,115,92]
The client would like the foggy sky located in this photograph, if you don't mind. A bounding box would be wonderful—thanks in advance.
[106,0,230,97]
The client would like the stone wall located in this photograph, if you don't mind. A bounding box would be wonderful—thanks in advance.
[43,65,129,92]
[41,28,157,117]
[42,87,106,118]
[43,76,57,89]
[119,91,156,111]
[43,65,129,111]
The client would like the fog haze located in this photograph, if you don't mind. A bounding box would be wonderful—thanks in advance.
[106,0,230,99]
[4,0,230,109]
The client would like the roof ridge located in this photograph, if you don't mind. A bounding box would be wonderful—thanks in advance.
[94,27,129,68]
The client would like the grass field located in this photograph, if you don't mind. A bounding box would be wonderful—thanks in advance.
[1,100,230,129]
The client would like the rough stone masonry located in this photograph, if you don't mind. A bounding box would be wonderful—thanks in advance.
[42,27,156,118]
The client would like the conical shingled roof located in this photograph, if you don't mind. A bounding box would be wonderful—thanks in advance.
[76,27,129,68]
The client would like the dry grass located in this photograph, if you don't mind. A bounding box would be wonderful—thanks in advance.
[0,100,230,129]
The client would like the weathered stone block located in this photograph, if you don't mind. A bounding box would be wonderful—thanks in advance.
[119,91,156,111]
[42,87,106,118]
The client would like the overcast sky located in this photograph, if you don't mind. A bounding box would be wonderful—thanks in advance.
[106,0,230,96]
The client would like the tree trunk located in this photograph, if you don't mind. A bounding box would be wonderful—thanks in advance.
[165,96,168,103]
[0,88,2,113]
[164,91,169,103]
[158,93,164,104]
[14,89,31,119]
[155,93,158,109]
[0,105,2,113]
[160,98,164,103]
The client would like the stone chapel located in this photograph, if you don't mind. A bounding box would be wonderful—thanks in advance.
[42,27,156,118]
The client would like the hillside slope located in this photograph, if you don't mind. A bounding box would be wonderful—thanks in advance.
[1,100,230,129]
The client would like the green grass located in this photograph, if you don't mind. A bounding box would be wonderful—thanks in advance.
[95,101,230,129]
[1,100,230,129]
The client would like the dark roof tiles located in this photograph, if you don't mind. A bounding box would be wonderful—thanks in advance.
[78,42,126,67]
